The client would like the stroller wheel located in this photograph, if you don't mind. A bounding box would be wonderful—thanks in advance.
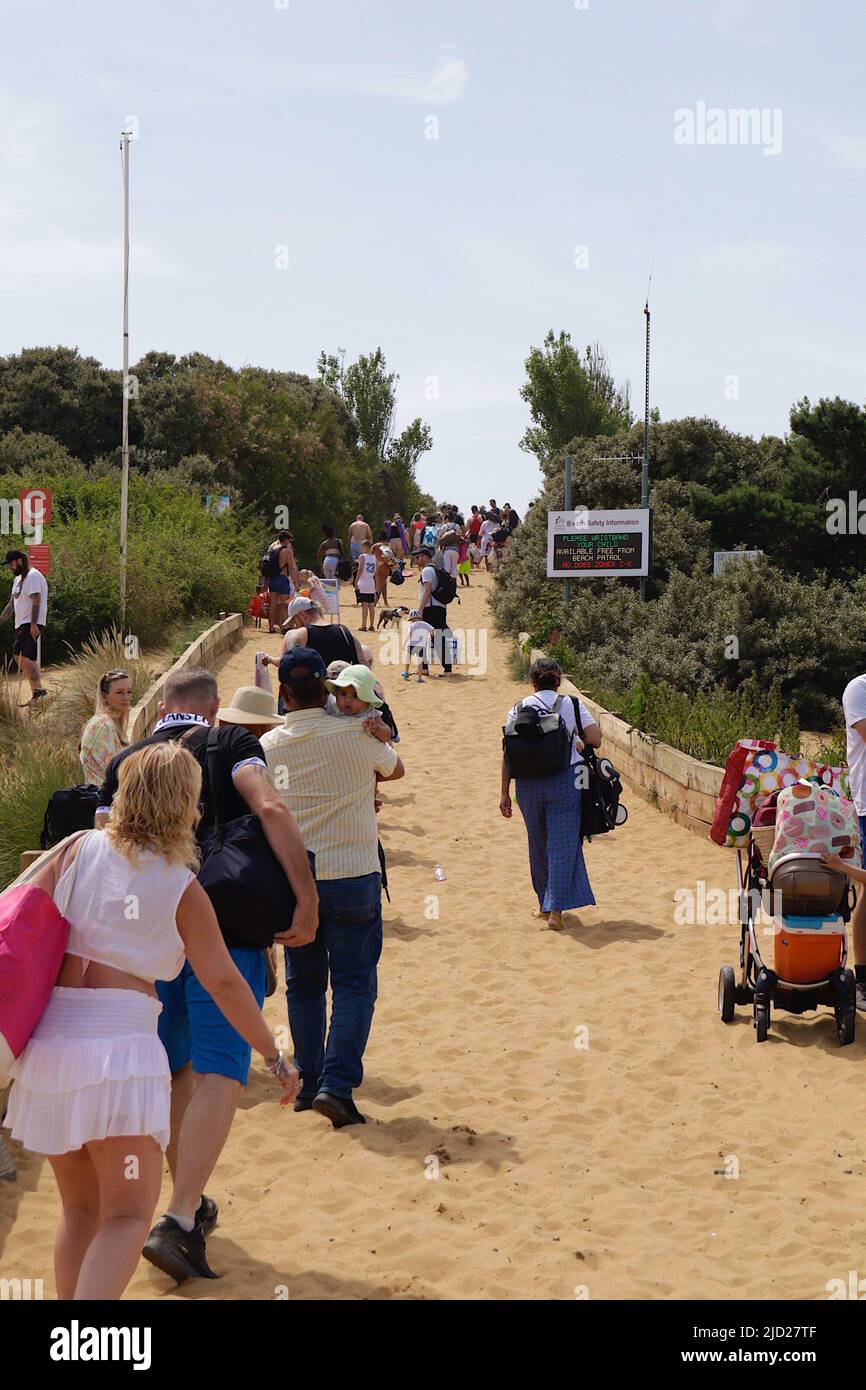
[835,969,856,1046]
[755,1001,770,1043]
[718,966,736,1023]
[837,1009,856,1046]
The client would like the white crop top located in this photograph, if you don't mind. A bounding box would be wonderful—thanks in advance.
[55,831,194,984]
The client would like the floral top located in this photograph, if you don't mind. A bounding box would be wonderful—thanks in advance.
[80,714,126,787]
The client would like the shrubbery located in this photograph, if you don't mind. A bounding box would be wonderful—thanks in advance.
[493,412,866,756]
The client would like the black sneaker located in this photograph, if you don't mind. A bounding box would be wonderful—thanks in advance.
[855,983,866,1013]
[142,1216,220,1284]
[195,1194,219,1236]
[293,1091,317,1112]
[312,1091,366,1128]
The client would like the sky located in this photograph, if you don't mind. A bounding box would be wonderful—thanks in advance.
[0,0,863,513]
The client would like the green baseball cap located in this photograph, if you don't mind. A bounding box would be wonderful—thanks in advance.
[325,663,383,708]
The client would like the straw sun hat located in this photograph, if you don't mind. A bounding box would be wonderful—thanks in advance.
[217,686,282,728]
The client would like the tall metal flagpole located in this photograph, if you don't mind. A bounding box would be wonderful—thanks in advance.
[640,294,651,604]
[120,130,131,629]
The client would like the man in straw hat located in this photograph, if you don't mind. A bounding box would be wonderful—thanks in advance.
[97,667,317,1283]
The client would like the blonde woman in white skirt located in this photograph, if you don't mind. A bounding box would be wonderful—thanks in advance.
[5,740,299,1300]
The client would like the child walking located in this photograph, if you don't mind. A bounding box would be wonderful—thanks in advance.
[402,609,434,682]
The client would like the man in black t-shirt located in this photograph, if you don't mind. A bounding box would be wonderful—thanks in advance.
[98,665,317,1284]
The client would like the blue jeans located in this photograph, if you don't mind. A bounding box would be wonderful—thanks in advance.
[284,872,382,1098]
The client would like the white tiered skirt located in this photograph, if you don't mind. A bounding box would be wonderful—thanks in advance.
[5,987,170,1155]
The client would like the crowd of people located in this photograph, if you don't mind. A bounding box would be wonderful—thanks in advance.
[2,492,597,1304]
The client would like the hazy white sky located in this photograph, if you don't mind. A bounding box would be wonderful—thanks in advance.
[1,0,863,512]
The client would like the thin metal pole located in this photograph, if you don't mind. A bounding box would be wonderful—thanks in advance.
[563,454,573,606]
[120,132,130,629]
[640,301,650,603]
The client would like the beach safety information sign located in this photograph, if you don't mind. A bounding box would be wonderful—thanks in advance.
[546,508,651,579]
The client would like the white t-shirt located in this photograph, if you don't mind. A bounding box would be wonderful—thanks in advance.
[13,568,48,627]
[419,564,443,610]
[405,619,434,655]
[441,548,458,578]
[356,553,378,594]
[507,689,598,766]
[842,675,866,814]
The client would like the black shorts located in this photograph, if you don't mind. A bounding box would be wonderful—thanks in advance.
[13,623,42,661]
[356,589,376,604]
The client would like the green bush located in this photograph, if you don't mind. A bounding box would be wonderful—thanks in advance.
[0,736,82,886]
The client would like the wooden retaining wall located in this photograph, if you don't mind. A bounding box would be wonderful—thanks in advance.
[129,613,243,742]
[528,648,723,838]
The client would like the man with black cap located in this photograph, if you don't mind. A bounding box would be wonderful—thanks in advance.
[262,647,404,1128]
[1,549,48,704]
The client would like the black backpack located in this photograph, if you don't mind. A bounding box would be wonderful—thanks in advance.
[194,728,316,948]
[432,567,458,605]
[260,548,281,580]
[40,785,100,849]
[502,695,573,780]
[572,699,627,841]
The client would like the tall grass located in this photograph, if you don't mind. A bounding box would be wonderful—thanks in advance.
[0,737,82,885]
[568,667,801,767]
[50,627,160,742]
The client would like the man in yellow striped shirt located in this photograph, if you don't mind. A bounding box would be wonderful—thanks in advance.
[262,647,404,1128]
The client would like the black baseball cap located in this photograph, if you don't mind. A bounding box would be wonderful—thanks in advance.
[417,545,433,557]
[278,647,327,685]
[3,550,26,565]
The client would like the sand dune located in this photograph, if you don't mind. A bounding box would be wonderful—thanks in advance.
[2,573,863,1300]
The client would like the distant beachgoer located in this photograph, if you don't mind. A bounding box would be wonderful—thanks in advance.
[478,515,498,570]
[317,526,344,579]
[457,537,471,588]
[417,546,453,677]
[80,669,133,786]
[1,548,48,705]
[348,515,373,565]
[486,499,501,523]
[5,742,299,1300]
[355,542,378,631]
[265,531,299,634]
[500,657,600,930]
[402,609,434,681]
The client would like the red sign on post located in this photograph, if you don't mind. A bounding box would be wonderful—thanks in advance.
[27,544,51,577]
[20,488,52,529]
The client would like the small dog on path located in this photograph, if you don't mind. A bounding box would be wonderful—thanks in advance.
[376,605,409,629]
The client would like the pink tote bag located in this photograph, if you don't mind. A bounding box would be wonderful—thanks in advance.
[0,832,88,1087]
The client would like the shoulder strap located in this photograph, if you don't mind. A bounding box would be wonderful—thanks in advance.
[205,726,223,838]
[570,695,585,739]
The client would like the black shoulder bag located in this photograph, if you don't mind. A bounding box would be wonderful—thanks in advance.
[571,699,627,842]
[194,728,316,948]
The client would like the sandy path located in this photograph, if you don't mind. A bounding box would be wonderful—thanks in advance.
[2,574,863,1300]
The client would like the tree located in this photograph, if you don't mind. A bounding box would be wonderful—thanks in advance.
[519,331,632,465]
[0,346,130,462]
[341,349,397,459]
[317,345,433,519]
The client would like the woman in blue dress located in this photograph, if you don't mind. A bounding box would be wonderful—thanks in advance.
[500,657,601,929]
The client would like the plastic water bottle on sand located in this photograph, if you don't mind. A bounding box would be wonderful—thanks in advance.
[434,864,446,882]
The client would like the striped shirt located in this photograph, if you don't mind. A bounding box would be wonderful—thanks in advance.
[261,709,398,881]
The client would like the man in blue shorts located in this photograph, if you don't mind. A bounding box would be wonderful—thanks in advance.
[98,666,318,1281]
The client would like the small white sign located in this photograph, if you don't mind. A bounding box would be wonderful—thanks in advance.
[713,550,762,576]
